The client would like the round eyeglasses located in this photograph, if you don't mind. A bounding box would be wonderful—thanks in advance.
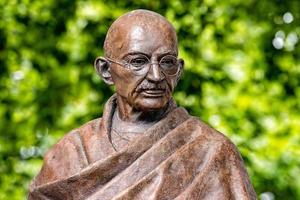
[105,55,180,76]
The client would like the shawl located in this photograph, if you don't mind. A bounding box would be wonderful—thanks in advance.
[29,95,256,200]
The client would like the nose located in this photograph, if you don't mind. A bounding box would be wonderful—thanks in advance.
[146,63,164,82]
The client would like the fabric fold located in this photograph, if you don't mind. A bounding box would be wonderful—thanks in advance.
[29,95,256,200]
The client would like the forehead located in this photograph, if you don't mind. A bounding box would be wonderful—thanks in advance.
[119,25,177,57]
[106,19,178,58]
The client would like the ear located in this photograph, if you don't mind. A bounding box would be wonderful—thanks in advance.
[176,58,184,82]
[94,57,114,85]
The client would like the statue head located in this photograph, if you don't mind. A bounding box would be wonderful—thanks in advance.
[95,10,184,113]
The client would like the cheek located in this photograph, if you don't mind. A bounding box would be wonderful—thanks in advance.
[167,77,177,92]
[115,81,135,95]
[111,70,143,100]
[113,73,145,106]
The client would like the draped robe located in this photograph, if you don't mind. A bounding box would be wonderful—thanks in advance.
[29,95,256,200]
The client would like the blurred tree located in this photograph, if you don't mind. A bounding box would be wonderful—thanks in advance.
[0,0,299,199]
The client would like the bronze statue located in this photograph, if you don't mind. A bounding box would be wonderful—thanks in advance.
[29,10,257,200]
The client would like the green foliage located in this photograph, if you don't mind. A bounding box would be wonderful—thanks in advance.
[0,0,299,199]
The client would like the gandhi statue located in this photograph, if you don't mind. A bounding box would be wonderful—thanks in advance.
[29,9,257,200]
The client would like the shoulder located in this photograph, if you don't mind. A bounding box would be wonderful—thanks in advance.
[188,117,249,177]
[190,117,242,159]
[33,118,102,187]
[184,117,256,199]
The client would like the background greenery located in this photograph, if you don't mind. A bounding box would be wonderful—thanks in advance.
[0,0,299,199]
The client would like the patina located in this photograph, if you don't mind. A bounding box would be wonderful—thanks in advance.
[29,10,257,200]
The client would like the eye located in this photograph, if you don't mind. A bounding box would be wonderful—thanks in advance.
[160,56,177,68]
[129,57,149,69]
[159,55,179,75]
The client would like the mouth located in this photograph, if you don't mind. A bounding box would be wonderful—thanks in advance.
[141,89,166,97]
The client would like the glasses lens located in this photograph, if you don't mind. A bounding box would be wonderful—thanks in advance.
[128,55,149,69]
[159,55,179,75]
[127,55,150,75]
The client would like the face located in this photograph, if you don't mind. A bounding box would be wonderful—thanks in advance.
[102,22,183,112]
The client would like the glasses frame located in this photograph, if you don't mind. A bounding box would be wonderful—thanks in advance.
[104,55,180,77]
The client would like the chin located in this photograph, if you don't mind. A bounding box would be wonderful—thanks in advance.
[134,96,169,112]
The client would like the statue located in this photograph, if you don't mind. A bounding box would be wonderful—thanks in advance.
[29,10,257,200]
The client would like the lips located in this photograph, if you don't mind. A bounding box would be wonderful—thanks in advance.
[141,89,165,97]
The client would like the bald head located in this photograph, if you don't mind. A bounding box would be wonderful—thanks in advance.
[95,10,184,113]
[104,10,178,58]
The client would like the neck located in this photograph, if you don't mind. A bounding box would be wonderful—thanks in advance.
[116,95,170,124]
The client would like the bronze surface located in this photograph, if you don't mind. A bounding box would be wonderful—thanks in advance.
[29,10,256,200]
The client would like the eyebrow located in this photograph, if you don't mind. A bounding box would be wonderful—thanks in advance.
[122,51,149,58]
[158,51,177,58]
[122,51,177,59]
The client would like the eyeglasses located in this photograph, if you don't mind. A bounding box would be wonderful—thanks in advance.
[104,55,180,76]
